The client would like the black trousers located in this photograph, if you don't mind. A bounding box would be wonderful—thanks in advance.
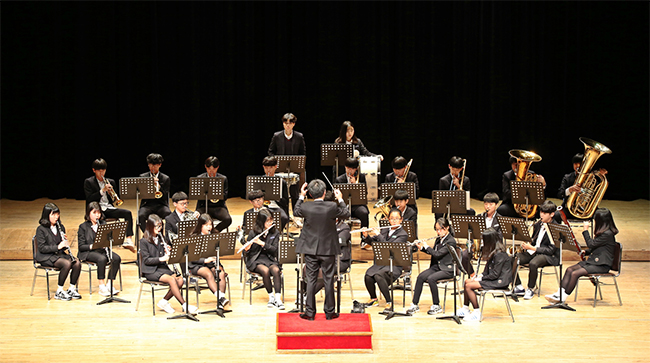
[304,254,336,317]
[138,204,172,232]
[351,205,369,228]
[515,252,552,289]
[103,207,134,237]
[86,250,121,280]
[196,205,232,232]
[412,266,453,305]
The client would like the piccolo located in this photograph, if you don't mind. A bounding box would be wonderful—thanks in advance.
[237,224,275,254]
[350,225,402,234]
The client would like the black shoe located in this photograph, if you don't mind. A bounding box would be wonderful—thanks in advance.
[326,313,340,320]
[299,313,314,321]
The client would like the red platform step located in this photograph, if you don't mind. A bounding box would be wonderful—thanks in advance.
[276,313,373,353]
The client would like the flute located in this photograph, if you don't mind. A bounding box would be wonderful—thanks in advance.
[350,224,402,234]
[237,224,275,254]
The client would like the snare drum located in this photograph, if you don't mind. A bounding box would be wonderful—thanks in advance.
[276,172,300,185]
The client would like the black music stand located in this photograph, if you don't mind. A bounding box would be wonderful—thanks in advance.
[334,183,367,209]
[496,216,533,302]
[510,180,545,224]
[431,190,469,220]
[246,176,283,201]
[379,219,419,275]
[177,220,198,239]
[167,236,199,322]
[373,242,411,320]
[542,223,577,312]
[436,244,467,325]
[276,238,302,314]
[243,210,282,235]
[188,177,225,213]
[199,232,237,317]
[120,176,157,263]
[320,143,354,182]
[380,183,417,207]
[94,221,130,305]
[451,215,487,273]
[276,155,307,229]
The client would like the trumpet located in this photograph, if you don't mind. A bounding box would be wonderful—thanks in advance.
[56,220,77,262]
[151,173,163,199]
[105,177,124,206]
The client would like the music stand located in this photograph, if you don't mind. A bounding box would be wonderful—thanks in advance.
[497,216,532,302]
[188,177,225,213]
[431,190,469,219]
[177,220,198,239]
[246,176,283,201]
[276,238,303,314]
[451,215,487,273]
[541,223,577,312]
[320,143,354,181]
[93,221,130,305]
[379,219,419,276]
[199,232,237,317]
[243,210,281,235]
[510,180,545,224]
[436,244,467,325]
[120,176,157,262]
[379,183,417,206]
[167,236,199,322]
[276,155,306,176]
[373,242,411,320]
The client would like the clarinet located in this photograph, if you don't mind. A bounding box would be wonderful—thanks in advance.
[56,220,77,262]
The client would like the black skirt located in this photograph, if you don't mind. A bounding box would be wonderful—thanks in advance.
[145,268,175,282]
[578,260,611,274]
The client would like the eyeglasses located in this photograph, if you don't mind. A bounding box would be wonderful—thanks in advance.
[177,202,188,206]
[389,217,401,221]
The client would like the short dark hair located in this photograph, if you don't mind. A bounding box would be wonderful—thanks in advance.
[308,180,326,199]
[282,113,297,124]
[323,191,335,202]
[448,156,464,169]
[393,190,409,201]
[262,156,277,167]
[247,189,265,201]
[392,156,407,169]
[39,203,60,227]
[147,153,164,164]
[435,217,450,230]
[345,157,359,169]
[539,200,557,214]
[483,192,500,204]
[509,156,518,165]
[85,202,104,221]
[205,156,220,168]
[92,158,107,170]
[572,153,584,164]
[172,192,188,203]
[388,208,402,219]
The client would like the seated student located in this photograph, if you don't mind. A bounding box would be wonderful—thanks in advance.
[546,208,618,304]
[243,209,284,310]
[392,189,418,238]
[35,203,82,301]
[241,189,267,229]
[457,228,513,322]
[462,192,504,276]
[77,202,122,297]
[188,214,229,309]
[497,155,546,218]
[165,192,200,243]
[195,156,232,232]
[406,218,457,315]
[261,156,290,230]
[139,214,197,315]
[335,157,370,232]
[138,153,172,232]
[513,200,559,300]
[554,153,607,223]
[84,158,135,252]
[436,156,475,219]
[384,156,420,213]
[362,208,408,310]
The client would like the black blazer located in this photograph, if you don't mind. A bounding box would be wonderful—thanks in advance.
[195,172,229,210]
[481,251,513,286]
[268,130,306,156]
[365,227,409,278]
[34,224,65,264]
[557,171,577,207]
[501,169,539,204]
[84,176,119,207]
[77,220,107,261]
[438,174,471,191]
[294,198,350,256]
[421,234,457,272]
[244,229,280,271]
[583,230,617,268]
[384,171,420,199]
[139,236,170,275]
[529,220,560,265]
[139,172,171,208]
[480,211,503,239]
[164,211,182,243]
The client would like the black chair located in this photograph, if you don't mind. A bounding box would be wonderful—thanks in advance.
[574,242,623,307]
[30,236,60,300]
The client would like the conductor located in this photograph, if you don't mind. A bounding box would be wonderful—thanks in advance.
[294,180,350,321]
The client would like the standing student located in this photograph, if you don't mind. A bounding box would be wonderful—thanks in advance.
[268,113,306,209]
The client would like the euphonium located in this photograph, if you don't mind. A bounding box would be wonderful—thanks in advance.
[373,195,393,222]
[105,177,124,206]
[566,137,611,219]
[509,149,542,219]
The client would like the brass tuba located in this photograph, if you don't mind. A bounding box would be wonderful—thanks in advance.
[566,138,611,219]
[373,195,393,222]
[509,149,542,219]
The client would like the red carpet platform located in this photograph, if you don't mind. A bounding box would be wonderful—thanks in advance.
[276,313,373,353]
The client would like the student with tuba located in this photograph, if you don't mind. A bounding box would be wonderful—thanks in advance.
[496,152,546,218]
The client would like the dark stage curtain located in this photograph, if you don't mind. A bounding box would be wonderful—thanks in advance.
[2,2,648,203]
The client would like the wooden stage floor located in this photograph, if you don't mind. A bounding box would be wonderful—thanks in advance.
[0,197,649,362]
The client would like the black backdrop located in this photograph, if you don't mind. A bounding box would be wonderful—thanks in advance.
[2,2,648,203]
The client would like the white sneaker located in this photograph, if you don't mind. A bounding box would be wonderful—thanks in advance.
[463,310,482,322]
[55,290,71,301]
[457,306,471,317]
[545,293,560,303]
[111,286,120,295]
[157,299,175,314]
[274,299,285,310]
[524,289,535,300]
[267,295,276,308]
[98,285,110,297]
[406,304,419,315]
[183,304,198,314]
[427,305,442,315]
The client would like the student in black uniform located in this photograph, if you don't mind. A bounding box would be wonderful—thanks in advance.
[334,120,383,160]
[362,208,408,310]
[384,156,420,213]
[261,156,290,230]
[139,214,197,315]
[406,218,457,315]
[436,156,475,218]
[457,228,513,322]
[188,214,229,309]
[34,203,82,301]
[545,208,618,303]
[335,157,370,233]
[77,202,122,297]
[268,113,306,210]
[164,192,200,243]
[138,153,172,232]
[462,192,503,277]
[243,209,284,310]
[497,155,546,218]
[195,156,232,232]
